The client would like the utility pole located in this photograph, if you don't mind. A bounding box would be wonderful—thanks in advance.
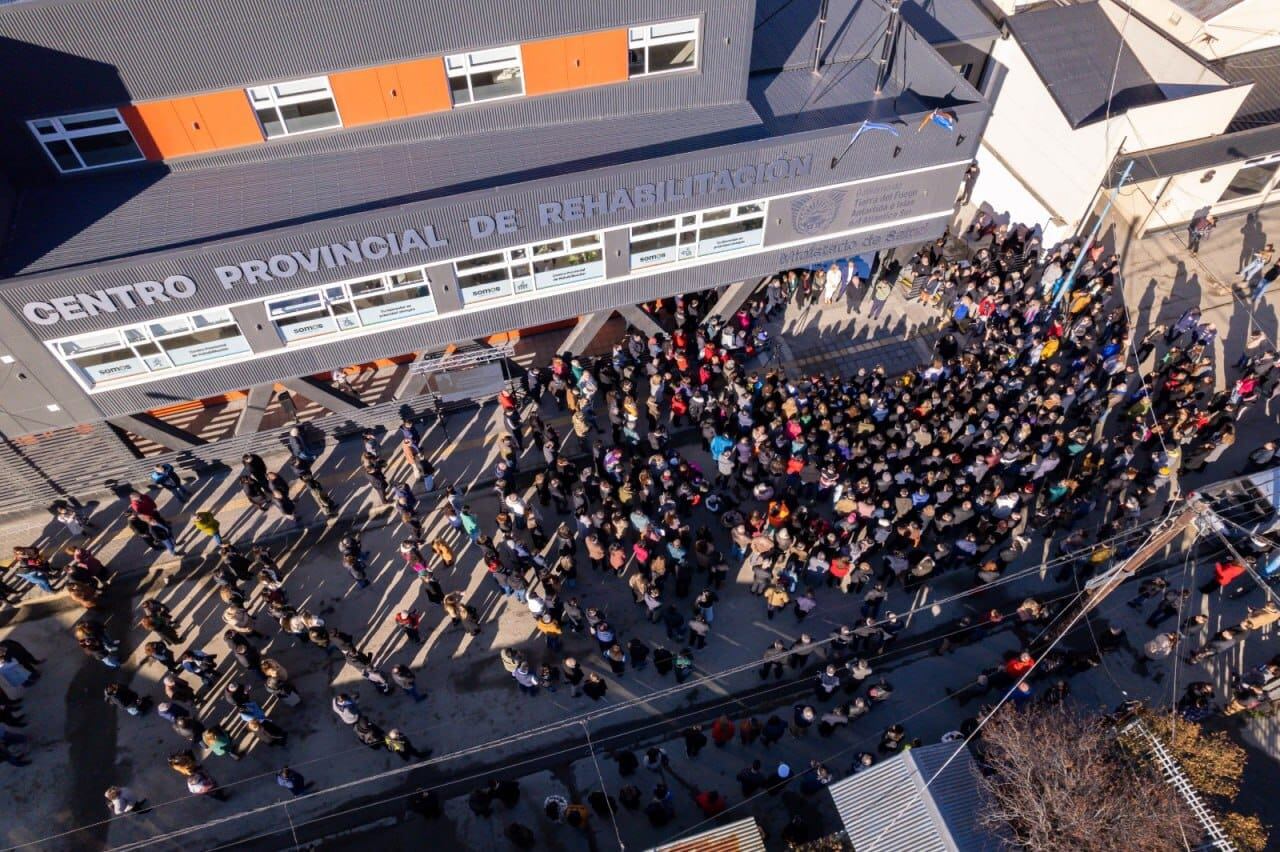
[874,0,903,94]
[1032,505,1200,651]
[1050,159,1134,312]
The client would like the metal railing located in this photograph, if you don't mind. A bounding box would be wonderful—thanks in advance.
[0,384,515,521]
[1121,718,1236,852]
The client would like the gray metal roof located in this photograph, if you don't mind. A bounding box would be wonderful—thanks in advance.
[1213,45,1280,132]
[0,23,982,280]
[1007,1,1168,128]
[826,743,1002,852]
[750,0,996,72]
[1168,0,1247,19]
[1108,122,1280,184]
[900,0,1000,48]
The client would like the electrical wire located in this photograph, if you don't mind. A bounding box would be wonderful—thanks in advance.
[54,521,1174,852]
[660,552,1109,848]
[581,720,626,852]
[857,558,1148,852]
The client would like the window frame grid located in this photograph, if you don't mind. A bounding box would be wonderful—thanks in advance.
[26,108,145,174]
[628,18,700,78]
[246,75,343,139]
[444,45,526,106]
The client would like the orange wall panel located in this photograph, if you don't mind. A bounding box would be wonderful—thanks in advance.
[171,97,217,152]
[120,101,194,160]
[396,57,452,116]
[190,89,262,149]
[522,37,568,96]
[329,67,388,127]
[581,28,628,87]
[376,65,408,119]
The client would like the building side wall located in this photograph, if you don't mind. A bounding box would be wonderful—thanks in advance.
[0,0,749,180]
[0,150,972,433]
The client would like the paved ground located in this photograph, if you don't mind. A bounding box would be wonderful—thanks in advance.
[2,203,1280,851]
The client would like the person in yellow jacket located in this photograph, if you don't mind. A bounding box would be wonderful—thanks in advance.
[193,511,222,547]
[763,583,790,620]
[431,538,454,570]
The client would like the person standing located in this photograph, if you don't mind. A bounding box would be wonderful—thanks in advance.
[277,767,312,796]
[392,664,426,702]
[394,609,423,645]
[105,785,148,814]
[150,462,190,501]
[192,511,223,548]
[866,276,893,320]
[1188,213,1216,255]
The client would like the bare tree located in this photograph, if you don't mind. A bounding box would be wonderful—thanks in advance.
[975,704,1200,851]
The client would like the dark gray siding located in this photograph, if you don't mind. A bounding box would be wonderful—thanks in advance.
[0,0,744,106]
[1,114,983,338]
[76,202,959,419]
[0,0,750,180]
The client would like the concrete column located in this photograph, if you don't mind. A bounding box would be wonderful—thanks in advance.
[279,376,366,414]
[617,305,664,338]
[235,383,275,436]
[705,280,759,322]
[109,413,206,450]
[558,311,613,357]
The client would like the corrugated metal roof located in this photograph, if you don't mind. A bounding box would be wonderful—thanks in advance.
[1,34,983,279]
[751,0,996,74]
[1168,0,1247,19]
[826,743,1001,852]
[1108,122,1280,184]
[1213,45,1280,132]
[1008,1,1167,128]
[650,817,765,852]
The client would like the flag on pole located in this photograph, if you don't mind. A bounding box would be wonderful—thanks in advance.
[916,108,958,133]
[851,119,901,146]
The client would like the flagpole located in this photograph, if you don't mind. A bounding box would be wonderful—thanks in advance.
[812,0,831,73]
[874,0,903,94]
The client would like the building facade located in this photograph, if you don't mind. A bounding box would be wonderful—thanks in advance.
[0,0,985,482]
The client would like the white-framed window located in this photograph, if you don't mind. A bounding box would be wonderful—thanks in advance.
[247,76,341,139]
[27,109,145,174]
[628,201,767,269]
[266,269,437,343]
[696,201,767,256]
[454,233,604,307]
[628,19,699,78]
[629,215,699,270]
[445,45,525,106]
[49,309,250,389]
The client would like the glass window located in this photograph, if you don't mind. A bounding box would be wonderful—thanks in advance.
[346,278,385,298]
[70,348,148,384]
[532,241,604,291]
[266,293,324,318]
[629,219,696,270]
[190,308,232,328]
[59,330,123,357]
[51,310,250,389]
[161,325,253,367]
[247,76,341,139]
[388,269,425,288]
[445,46,524,105]
[698,206,766,257]
[147,317,191,338]
[628,19,699,78]
[1219,155,1280,203]
[26,109,144,174]
[353,279,436,326]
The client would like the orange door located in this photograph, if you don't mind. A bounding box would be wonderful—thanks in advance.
[522,37,569,96]
[190,90,263,149]
[329,67,388,127]
[396,57,452,116]
[171,98,217,152]
[120,101,195,160]
[377,65,408,119]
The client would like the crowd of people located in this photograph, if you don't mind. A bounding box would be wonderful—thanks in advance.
[2,208,1279,844]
